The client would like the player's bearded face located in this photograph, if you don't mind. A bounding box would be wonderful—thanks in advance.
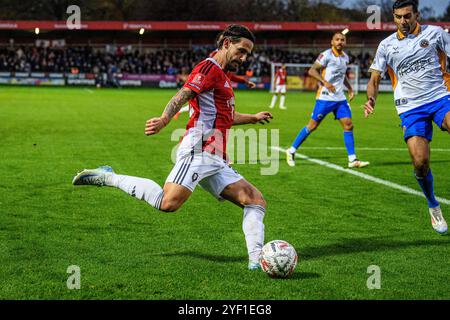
[225,38,253,72]
[331,35,346,51]
[393,6,419,36]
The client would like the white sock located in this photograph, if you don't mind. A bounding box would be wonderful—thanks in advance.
[348,154,357,162]
[243,205,265,263]
[288,146,296,154]
[106,174,164,210]
[270,95,277,107]
[280,95,285,108]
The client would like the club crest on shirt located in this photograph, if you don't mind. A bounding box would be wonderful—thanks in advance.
[193,73,205,85]
[420,39,429,48]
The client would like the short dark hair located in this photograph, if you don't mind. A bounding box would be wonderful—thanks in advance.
[218,25,256,48]
[393,0,419,13]
[214,31,224,48]
[333,32,345,38]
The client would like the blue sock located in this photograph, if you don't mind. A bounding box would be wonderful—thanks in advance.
[415,169,440,208]
[343,131,355,159]
[292,126,310,150]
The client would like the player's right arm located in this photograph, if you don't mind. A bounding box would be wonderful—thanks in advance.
[365,41,387,118]
[364,71,382,118]
[146,61,215,135]
[145,87,196,135]
[308,62,336,93]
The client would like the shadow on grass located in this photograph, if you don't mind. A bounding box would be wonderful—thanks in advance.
[290,272,320,280]
[160,251,321,280]
[162,251,247,263]
[376,159,450,166]
[300,237,450,261]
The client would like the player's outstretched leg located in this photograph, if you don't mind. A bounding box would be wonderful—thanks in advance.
[286,119,318,167]
[339,118,369,168]
[72,166,191,212]
[220,179,266,270]
[73,165,165,209]
[407,136,447,234]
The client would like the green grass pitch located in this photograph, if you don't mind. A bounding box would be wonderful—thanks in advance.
[0,86,449,300]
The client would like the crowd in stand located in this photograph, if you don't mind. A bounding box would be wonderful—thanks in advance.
[0,45,376,78]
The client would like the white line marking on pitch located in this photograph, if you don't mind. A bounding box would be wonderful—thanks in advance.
[272,146,450,205]
[84,88,94,94]
[296,147,450,152]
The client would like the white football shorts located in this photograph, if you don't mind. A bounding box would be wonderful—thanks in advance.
[275,84,286,94]
[166,151,243,200]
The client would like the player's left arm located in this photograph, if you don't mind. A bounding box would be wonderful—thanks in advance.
[343,77,354,102]
[233,111,273,125]
[230,74,256,88]
[145,87,196,135]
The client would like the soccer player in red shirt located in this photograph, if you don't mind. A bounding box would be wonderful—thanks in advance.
[173,33,255,120]
[72,25,273,270]
[269,64,287,110]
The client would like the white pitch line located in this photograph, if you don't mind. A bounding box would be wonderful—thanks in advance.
[296,147,450,152]
[84,88,94,94]
[272,146,450,205]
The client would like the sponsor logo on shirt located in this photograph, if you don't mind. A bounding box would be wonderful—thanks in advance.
[398,57,433,77]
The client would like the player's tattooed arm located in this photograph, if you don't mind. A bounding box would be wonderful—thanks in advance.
[364,70,382,118]
[233,111,273,125]
[308,62,335,93]
[163,87,196,119]
[145,87,196,135]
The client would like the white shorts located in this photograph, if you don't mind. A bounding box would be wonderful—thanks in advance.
[275,85,286,94]
[166,152,243,200]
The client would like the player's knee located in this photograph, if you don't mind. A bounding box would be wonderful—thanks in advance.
[159,197,182,213]
[308,122,318,132]
[444,117,450,132]
[343,123,353,131]
[245,188,266,208]
[413,158,430,176]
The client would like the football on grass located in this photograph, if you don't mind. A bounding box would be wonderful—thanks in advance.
[260,240,298,278]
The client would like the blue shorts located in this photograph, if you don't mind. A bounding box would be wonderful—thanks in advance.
[400,95,450,142]
[311,100,352,122]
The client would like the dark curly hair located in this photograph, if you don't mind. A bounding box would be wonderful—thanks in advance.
[217,25,256,48]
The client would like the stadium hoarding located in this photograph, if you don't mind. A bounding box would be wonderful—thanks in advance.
[121,74,177,88]
[0,72,176,88]
[1,21,449,31]
[0,72,392,91]
[0,76,65,86]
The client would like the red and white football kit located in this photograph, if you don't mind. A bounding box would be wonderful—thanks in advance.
[166,57,243,199]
